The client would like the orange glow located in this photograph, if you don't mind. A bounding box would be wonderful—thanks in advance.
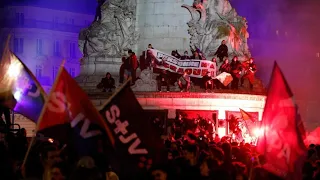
[48,138,54,143]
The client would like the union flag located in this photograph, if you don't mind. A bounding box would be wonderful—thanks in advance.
[0,35,46,122]
[36,65,114,156]
[257,62,306,179]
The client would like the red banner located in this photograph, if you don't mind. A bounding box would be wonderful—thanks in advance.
[257,62,306,179]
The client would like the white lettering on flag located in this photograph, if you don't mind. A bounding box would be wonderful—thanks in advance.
[105,105,148,155]
[70,113,102,139]
[128,138,148,154]
[47,92,68,113]
[114,120,129,135]
[267,111,291,163]
[28,87,40,98]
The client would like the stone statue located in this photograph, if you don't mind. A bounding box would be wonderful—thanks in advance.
[132,69,157,92]
[182,0,251,60]
[76,0,139,90]
[78,0,139,58]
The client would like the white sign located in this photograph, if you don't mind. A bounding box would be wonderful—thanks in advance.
[149,49,216,78]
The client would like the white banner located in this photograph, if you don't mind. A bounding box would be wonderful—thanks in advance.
[214,72,233,86]
[149,49,216,78]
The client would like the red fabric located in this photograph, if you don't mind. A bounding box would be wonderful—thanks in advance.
[131,54,138,70]
[305,127,320,145]
[38,68,114,145]
[242,73,255,84]
[242,62,257,84]
[257,62,306,180]
[239,108,255,122]
[139,52,147,71]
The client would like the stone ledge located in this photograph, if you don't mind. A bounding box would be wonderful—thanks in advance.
[88,91,266,101]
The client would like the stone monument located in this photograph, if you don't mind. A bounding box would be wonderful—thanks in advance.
[182,0,250,59]
[76,0,139,91]
[76,0,251,92]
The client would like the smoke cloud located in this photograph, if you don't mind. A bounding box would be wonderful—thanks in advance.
[231,0,320,130]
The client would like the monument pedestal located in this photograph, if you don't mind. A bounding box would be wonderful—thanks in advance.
[75,57,122,92]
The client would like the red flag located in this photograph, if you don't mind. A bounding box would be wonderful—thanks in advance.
[239,108,256,123]
[37,67,115,147]
[257,62,306,179]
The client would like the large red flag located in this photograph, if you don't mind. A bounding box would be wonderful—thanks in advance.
[36,67,114,155]
[257,62,306,179]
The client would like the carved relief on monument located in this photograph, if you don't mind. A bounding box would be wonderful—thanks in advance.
[132,69,157,92]
[182,0,251,59]
[78,0,139,59]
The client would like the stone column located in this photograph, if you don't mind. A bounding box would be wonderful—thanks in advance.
[136,0,193,55]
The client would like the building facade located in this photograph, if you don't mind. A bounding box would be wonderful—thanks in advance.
[0,5,94,91]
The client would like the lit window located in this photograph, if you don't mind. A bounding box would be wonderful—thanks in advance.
[52,66,59,81]
[35,65,43,78]
[54,41,60,56]
[15,13,24,25]
[36,39,43,55]
[13,38,24,54]
[69,42,76,58]
[69,68,75,77]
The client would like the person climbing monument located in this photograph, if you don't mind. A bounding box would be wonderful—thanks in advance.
[214,40,229,63]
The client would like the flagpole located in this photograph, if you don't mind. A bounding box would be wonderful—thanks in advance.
[1,34,11,60]
[22,59,65,167]
[99,77,132,111]
[0,35,11,94]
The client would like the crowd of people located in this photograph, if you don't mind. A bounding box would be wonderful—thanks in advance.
[0,114,319,180]
[96,41,258,93]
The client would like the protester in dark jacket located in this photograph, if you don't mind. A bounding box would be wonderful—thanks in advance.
[97,72,115,92]
[156,70,170,92]
[230,56,243,90]
[214,40,228,62]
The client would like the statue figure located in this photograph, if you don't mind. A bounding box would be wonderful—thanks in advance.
[182,0,251,59]
[78,0,139,58]
[132,69,157,92]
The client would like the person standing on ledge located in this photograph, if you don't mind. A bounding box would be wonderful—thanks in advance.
[230,56,243,90]
[148,44,154,49]
[241,58,257,90]
[178,70,191,92]
[94,0,106,22]
[214,40,228,62]
[128,50,138,85]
